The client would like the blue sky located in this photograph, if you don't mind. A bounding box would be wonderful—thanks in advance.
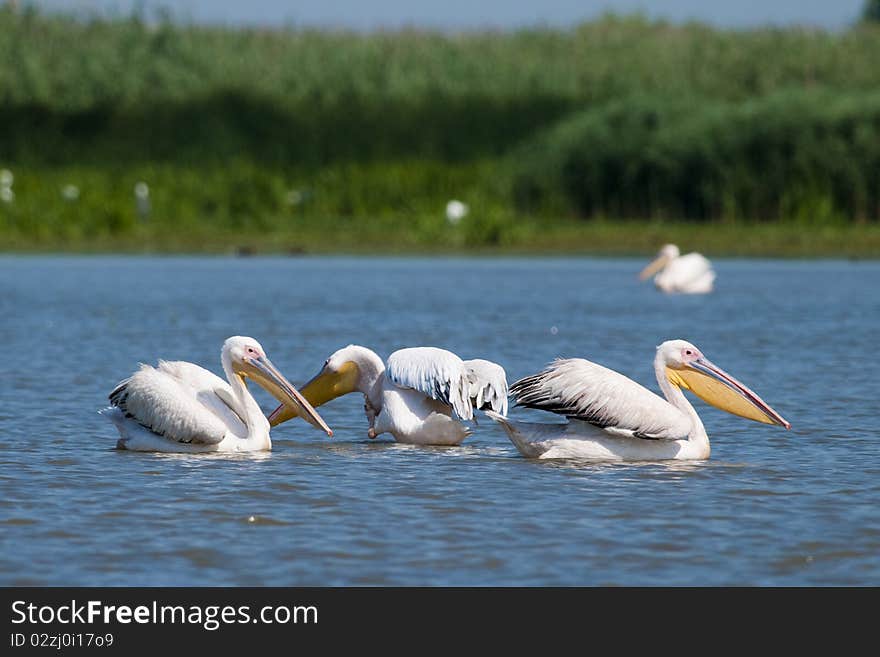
[33,1,868,30]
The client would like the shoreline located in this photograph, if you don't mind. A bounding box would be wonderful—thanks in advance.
[3,221,880,258]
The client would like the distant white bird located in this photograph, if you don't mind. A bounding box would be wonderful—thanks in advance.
[445,199,468,224]
[0,169,13,204]
[102,336,332,453]
[269,345,508,445]
[487,339,789,461]
[640,244,715,294]
[134,181,150,219]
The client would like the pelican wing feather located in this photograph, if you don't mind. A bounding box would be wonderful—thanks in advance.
[385,347,473,421]
[155,361,246,428]
[509,358,691,440]
[463,358,509,416]
[108,361,244,444]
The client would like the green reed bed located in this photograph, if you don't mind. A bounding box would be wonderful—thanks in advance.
[1,8,880,254]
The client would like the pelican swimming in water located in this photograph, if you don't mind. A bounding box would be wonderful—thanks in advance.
[487,339,789,461]
[102,336,332,453]
[640,244,715,294]
[269,345,508,446]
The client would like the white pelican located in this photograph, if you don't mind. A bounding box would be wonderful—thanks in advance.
[487,339,789,461]
[268,345,508,446]
[640,244,715,294]
[102,336,332,453]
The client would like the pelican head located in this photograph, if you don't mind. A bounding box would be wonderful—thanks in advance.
[640,243,680,280]
[222,336,333,436]
[268,344,381,427]
[659,339,790,429]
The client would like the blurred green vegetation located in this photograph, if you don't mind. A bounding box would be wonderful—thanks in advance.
[863,0,880,24]
[514,90,880,222]
[1,6,880,254]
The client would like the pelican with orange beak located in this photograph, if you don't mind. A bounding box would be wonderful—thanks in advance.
[102,336,332,452]
[487,340,789,461]
[640,244,715,294]
[269,345,508,445]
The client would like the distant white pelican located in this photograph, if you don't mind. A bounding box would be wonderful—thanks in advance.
[102,336,332,452]
[487,339,789,461]
[640,244,715,294]
[269,345,508,446]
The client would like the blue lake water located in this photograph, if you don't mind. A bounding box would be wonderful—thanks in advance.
[1,255,878,585]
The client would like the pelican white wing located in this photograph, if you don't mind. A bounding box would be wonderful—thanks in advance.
[385,347,473,421]
[463,358,509,416]
[154,360,246,427]
[154,360,227,393]
[109,362,245,444]
[509,358,691,440]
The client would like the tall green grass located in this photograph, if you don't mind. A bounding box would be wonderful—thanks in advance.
[1,7,880,253]
[513,89,880,222]
[4,7,880,167]
[4,8,880,110]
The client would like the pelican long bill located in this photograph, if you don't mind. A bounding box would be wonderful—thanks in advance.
[639,254,670,280]
[666,358,790,428]
[241,355,334,436]
[268,361,360,427]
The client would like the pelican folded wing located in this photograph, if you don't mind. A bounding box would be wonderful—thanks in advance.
[510,358,691,441]
[111,365,229,444]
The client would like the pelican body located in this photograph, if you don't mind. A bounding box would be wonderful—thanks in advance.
[102,336,332,453]
[640,244,715,294]
[269,345,508,446]
[488,340,789,461]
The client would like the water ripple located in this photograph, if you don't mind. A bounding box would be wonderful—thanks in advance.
[1,256,878,585]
